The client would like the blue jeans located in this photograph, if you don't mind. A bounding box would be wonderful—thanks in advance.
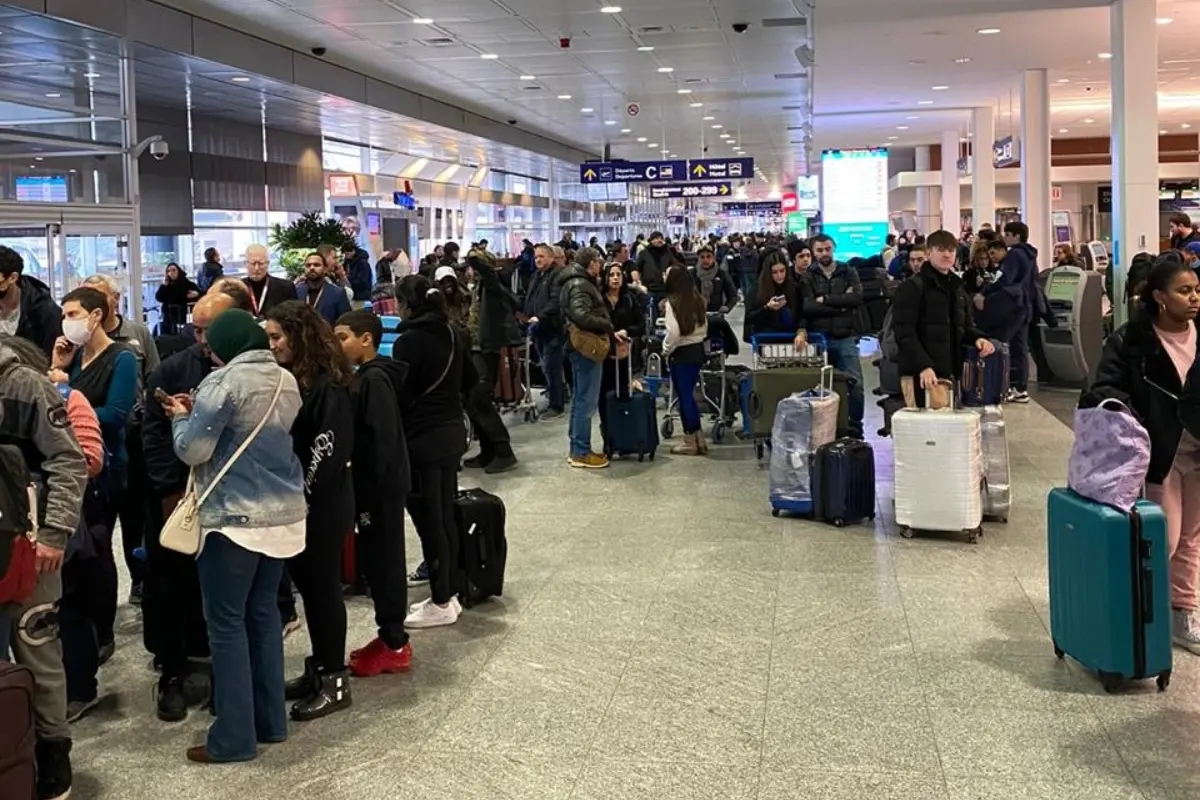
[568,350,604,458]
[670,360,703,434]
[826,336,865,436]
[538,334,567,412]
[197,533,287,761]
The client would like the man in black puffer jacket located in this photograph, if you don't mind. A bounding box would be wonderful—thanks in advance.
[556,247,615,469]
[633,231,677,298]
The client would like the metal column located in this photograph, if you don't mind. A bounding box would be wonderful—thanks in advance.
[119,43,143,320]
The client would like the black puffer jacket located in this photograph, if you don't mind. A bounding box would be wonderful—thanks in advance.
[1094,317,1198,485]
[798,261,863,340]
[891,264,985,380]
[524,267,564,336]
[470,252,523,353]
[556,264,613,337]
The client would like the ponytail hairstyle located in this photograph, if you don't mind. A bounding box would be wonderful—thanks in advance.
[396,274,448,320]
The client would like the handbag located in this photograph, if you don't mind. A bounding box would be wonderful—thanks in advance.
[1068,398,1151,511]
[161,372,285,555]
[568,323,611,363]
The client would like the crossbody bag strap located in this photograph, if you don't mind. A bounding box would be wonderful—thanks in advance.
[420,325,456,399]
[193,370,285,508]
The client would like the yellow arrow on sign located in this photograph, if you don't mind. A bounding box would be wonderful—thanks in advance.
[719,184,729,194]
[583,168,597,180]
[692,164,706,177]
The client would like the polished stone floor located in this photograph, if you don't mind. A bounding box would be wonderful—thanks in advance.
[70,329,1200,799]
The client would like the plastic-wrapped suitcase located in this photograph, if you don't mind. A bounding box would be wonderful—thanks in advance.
[453,488,508,606]
[811,439,876,527]
[892,389,984,542]
[972,405,1011,522]
[961,340,1011,407]
[1047,488,1171,692]
[603,357,659,462]
[769,372,839,517]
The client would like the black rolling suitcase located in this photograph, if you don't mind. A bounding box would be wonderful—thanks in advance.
[453,488,508,606]
[811,439,876,527]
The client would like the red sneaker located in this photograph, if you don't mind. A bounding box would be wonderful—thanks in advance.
[349,639,412,678]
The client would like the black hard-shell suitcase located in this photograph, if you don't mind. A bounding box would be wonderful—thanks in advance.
[0,660,36,800]
[453,488,508,606]
[811,439,876,527]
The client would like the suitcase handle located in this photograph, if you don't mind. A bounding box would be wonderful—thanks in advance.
[749,390,761,419]
[1141,563,1155,624]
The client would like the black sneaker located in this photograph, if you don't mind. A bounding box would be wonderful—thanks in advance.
[66,697,99,724]
[97,641,115,666]
[156,676,187,722]
[462,453,492,469]
[128,583,143,606]
[407,562,430,587]
[484,453,519,474]
[35,738,72,800]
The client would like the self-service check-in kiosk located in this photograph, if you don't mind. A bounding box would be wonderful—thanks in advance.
[1038,265,1104,387]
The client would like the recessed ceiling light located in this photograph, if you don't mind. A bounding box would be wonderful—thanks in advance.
[230,76,250,83]
[69,169,76,174]
[637,45,654,52]
[604,120,616,125]
[702,115,715,121]
[931,85,949,91]
[977,27,1001,35]
[689,102,703,108]
[1057,78,1070,84]
[412,17,433,24]
[1001,111,1012,117]
[620,128,631,133]
[1161,129,1169,134]
[1058,128,1069,133]
[34,156,43,161]
[905,115,919,120]
[557,94,572,100]
[580,107,594,113]
[954,57,971,64]
[601,5,622,13]
[657,66,674,73]
[1157,17,1173,25]
[1083,117,1095,123]
[917,100,934,105]
[677,88,692,94]
[711,124,723,129]
[520,74,536,81]
[1098,52,1112,59]
[637,136,647,142]
[44,92,61,98]
[648,142,658,148]
[719,133,730,138]
[28,164,36,169]
[896,125,909,130]
[481,53,499,59]
[1184,123,1193,129]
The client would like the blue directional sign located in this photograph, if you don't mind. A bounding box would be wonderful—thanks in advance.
[580,160,688,183]
[649,182,732,199]
[721,201,782,216]
[687,157,754,181]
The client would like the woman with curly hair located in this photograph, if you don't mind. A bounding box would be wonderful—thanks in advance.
[263,300,356,721]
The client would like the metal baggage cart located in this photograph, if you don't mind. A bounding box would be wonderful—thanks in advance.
[747,331,827,459]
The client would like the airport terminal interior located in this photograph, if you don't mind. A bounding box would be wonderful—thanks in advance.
[3,0,1200,798]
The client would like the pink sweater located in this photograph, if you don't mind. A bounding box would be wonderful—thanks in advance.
[66,390,105,478]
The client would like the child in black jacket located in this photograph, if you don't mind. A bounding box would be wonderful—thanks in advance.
[335,311,413,678]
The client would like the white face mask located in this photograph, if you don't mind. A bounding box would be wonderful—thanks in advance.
[62,317,93,346]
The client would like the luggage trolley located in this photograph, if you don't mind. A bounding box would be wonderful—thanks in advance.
[745,331,827,460]
[659,313,735,443]
[496,327,540,423]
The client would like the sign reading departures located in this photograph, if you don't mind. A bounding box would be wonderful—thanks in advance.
[580,156,755,184]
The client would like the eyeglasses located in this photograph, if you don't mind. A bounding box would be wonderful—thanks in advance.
[247,260,269,268]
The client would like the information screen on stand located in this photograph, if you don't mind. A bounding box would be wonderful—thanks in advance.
[820,148,889,259]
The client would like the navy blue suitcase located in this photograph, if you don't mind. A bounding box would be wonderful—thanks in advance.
[961,340,1010,407]
[811,439,876,527]
[603,357,659,462]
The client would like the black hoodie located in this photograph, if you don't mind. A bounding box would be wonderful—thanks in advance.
[352,357,411,504]
[14,274,62,355]
[292,371,355,535]
[393,312,477,467]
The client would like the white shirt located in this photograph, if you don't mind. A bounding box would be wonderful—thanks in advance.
[204,520,306,560]
[663,301,707,355]
[0,307,20,337]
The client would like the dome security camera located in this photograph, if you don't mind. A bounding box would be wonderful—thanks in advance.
[311,46,327,57]
[149,139,169,161]
[732,22,749,33]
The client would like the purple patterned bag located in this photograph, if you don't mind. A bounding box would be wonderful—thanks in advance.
[1068,399,1151,511]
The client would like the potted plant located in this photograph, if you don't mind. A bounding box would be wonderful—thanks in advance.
[269,211,356,280]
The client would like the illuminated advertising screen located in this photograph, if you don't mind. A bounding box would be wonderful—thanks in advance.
[820,148,889,260]
[796,175,820,212]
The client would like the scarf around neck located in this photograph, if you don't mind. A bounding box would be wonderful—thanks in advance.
[695,261,719,300]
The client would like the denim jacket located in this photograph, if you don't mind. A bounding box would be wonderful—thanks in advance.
[171,350,305,530]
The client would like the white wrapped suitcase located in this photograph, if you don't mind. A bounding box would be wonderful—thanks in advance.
[972,405,1011,522]
[892,406,984,542]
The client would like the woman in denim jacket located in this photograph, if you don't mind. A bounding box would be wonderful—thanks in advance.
[162,308,305,764]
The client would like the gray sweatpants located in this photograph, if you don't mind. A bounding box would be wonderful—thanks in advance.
[2,570,70,741]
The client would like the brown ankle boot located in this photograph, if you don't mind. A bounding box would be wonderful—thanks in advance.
[671,431,699,456]
[696,430,709,454]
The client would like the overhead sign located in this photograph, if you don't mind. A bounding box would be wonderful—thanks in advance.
[993,135,1020,168]
[688,157,754,180]
[786,212,808,235]
[721,201,782,216]
[821,147,890,260]
[650,182,732,199]
[626,102,640,117]
[580,159,688,183]
[796,175,820,212]
[781,192,799,213]
[328,174,359,196]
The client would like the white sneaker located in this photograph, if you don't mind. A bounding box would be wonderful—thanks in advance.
[404,600,460,629]
[409,596,463,614]
[1173,608,1200,655]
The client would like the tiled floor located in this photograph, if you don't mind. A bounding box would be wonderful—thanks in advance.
[71,316,1200,799]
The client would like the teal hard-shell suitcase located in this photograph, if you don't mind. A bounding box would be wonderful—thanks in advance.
[1047,488,1172,692]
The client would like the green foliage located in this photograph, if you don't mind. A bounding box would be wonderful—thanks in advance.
[269,212,355,279]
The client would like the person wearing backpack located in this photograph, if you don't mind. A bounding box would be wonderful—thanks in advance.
[890,230,994,406]
[0,334,89,800]
[1100,259,1200,654]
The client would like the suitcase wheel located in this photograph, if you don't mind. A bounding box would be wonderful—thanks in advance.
[524,408,538,423]
[711,421,725,444]
[1099,671,1122,694]
[965,527,982,545]
[898,525,914,539]
[637,454,645,463]
[833,518,845,528]
[1158,671,1171,692]
[755,441,765,460]
[661,418,675,439]
[772,508,781,518]
[1053,641,1065,660]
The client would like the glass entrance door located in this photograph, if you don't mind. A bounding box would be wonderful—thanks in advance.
[0,224,135,317]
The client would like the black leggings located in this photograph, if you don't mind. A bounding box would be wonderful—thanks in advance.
[405,464,460,606]
[287,522,348,671]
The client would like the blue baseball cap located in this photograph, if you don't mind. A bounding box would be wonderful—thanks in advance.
[1185,242,1200,255]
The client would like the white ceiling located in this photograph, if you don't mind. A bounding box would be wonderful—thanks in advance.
[160,0,814,188]
[812,0,1200,152]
